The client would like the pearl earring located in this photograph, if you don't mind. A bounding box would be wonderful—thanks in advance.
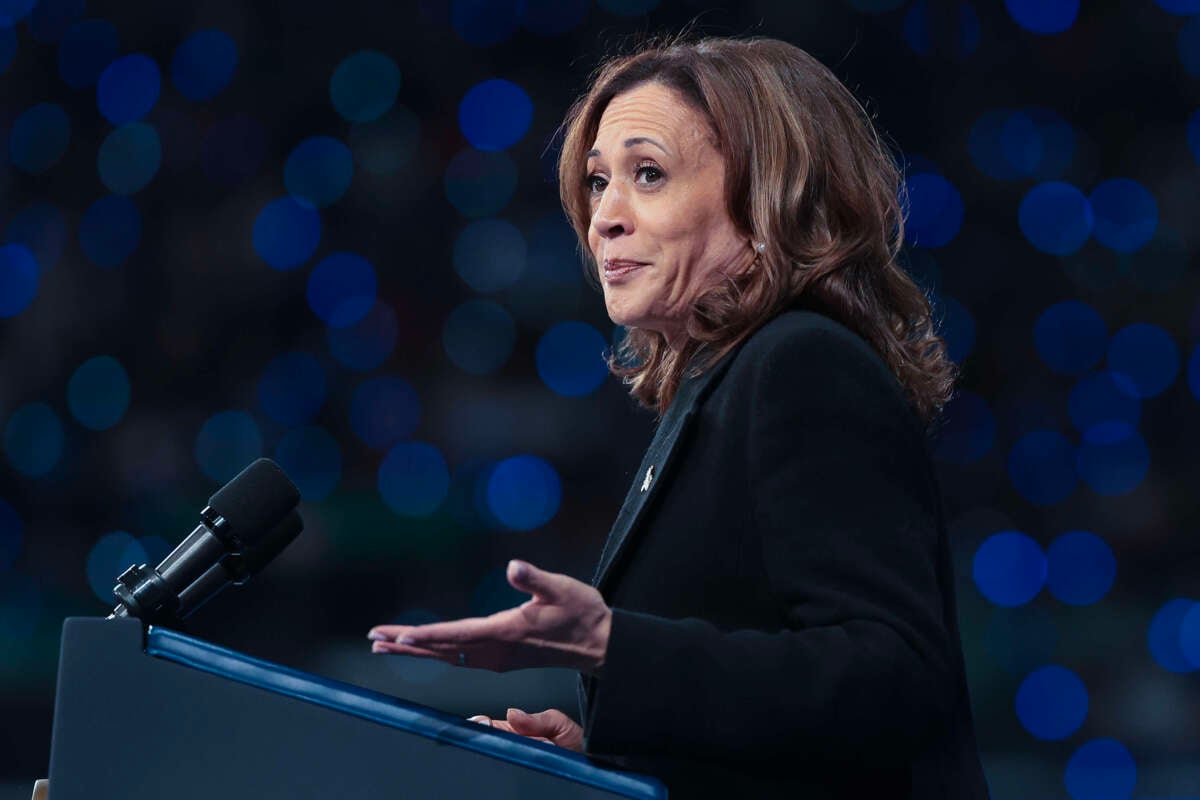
[753,241,766,253]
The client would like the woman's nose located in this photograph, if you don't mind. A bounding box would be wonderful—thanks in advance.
[591,184,632,239]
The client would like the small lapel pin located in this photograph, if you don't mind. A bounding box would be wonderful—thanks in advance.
[641,464,655,492]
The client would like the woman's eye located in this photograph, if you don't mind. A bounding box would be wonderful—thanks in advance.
[635,165,663,185]
[586,174,607,194]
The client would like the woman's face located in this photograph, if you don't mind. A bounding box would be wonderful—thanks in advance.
[585,82,752,346]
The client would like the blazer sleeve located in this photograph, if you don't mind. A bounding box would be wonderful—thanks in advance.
[582,322,956,765]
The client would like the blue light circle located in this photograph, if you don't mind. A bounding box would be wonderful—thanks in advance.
[903,173,964,248]
[171,29,237,101]
[445,149,518,217]
[4,403,64,477]
[0,497,22,570]
[202,114,266,186]
[451,0,522,46]
[1177,603,1200,668]
[1181,17,1200,78]
[257,352,327,426]
[7,203,67,271]
[378,441,449,517]
[1148,599,1196,673]
[252,197,321,271]
[933,391,995,464]
[1157,0,1200,13]
[459,79,534,152]
[1064,739,1137,800]
[284,136,353,209]
[598,0,661,15]
[30,0,85,43]
[1025,108,1076,181]
[1019,182,1093,256]
[1088,179,1158,254]
[97,54,161,124]
[194,410,263,483]
[0,245,39,318]
[453,219,526,292]
[1016,665,1088,740]
[1035,301,1106,375]
[521,0,588,35]
[969,109,1075,181]
[349,108,420,176]
[57,19,119,89]
[0,25,14,74]
[274,426,341,501]
[86,531,147,604]
[330,50,400,123]
[937,294,976,363]
[1076,422,1149,496]
[0,0,34,25]
[9,103,70,174]
[973,530,1046,607]
[307,252,377,328]
[97,122,161,195]
[1069,372,1141,433]
[536,321,609,397]
[327,301,399,371]
[350,376,420,449]
[1107,323,1179,399]
[1008,430,1077,505]
[1005,0,1078,34]
[67,355,131,431]
[442,300,516,375]
[79,196,141,268]
[486,455,562,531]
[1046,530,1116,606]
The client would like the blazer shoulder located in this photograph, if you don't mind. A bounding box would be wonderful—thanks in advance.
[735,309,890,378]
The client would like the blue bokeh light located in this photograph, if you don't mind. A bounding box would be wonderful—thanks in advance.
[536,321,609,397]
[933,391,995,465]
[307,252,377,328]
[97,54,161,124]
[378,441,449,517]
[58,19,119,89]
[79,196,141,268]
[202,114,266,186]
[1177,603,1200,669]
[1046,530,1116,606]
[598,0,661,15]
[973,530,1046,607]
[0,0,34,25]
[1019,182,1093,255]
[4,403,65,478]
[257,352,327,426]
[7,203,67,271]
[486,455,562,531]
[1088,179,1158,254]
[327,301,399,371]
[459,79,534,152]
[1064,739,1137,800]
[9,103,70,174]
[1069,372,1141,433]
[1035,301,1106,375]
[330,50,400,123]
[1008,430,1077,505]
[284,136,354,209]
[902,0,981,59]
[453,218,526,293]
[0,498,22,571]
[1181,17,1200,78]
[30,0,85,43]
[1107,323,1179,399]
[86,531,147,604]
[0,245,39,318]
[937,295,976,363]
[194,411,264,483]
[274,426,341,501]
[349,108,420,176]
[67,355,131,431]
[350,376,420,450]
[98,122,162,195]
[1005,0,1079,34]
[903,172,964,248]
[1076,422,1149,496]
[443,300,517,375]
[451,0,522,45]
[1148,598,1196,673]
[171,29,238,101]
[445,149,518,217]
[252,197,321,270]
[521,0,588,34]
[0,25,14,74]
[1157,0,1200,13]
[1015,665,1088,740]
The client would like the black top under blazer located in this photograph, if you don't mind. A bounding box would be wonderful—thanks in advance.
[577,309,990,799]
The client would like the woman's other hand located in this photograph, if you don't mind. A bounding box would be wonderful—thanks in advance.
[367,559,611,674]
[466,708,584,752]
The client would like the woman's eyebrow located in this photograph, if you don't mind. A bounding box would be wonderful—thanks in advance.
[586,137,671,160]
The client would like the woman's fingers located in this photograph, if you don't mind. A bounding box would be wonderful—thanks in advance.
[505,708,584,751]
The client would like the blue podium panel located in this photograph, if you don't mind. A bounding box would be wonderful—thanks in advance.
[48,618,666,799]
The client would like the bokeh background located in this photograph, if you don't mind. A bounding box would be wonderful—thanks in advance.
[1,0,1199,797]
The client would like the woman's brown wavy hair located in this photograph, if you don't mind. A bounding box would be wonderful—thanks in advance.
[557,36,956,425]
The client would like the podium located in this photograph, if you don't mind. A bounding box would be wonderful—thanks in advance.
[47,618,666,799]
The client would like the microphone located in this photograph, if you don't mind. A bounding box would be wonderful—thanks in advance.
[109,458,301,625]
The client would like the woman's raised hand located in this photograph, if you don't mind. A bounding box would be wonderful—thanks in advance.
[367,559,612,674]
[466,708,584,752]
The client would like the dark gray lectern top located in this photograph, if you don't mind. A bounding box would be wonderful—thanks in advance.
[48,617,667,799]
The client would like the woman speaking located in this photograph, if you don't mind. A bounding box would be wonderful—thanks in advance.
[368,36,990,799]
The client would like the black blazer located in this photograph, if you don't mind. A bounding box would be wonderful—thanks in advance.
[577,310,990,799]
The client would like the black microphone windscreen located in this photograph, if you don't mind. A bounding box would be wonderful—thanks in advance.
[208,459,300,546]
